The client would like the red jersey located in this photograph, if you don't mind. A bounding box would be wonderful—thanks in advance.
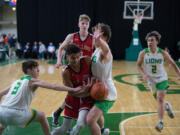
[73,32,93,57]
[64,58,91,88]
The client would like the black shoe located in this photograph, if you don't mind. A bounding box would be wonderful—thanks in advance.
[52,112,59,126]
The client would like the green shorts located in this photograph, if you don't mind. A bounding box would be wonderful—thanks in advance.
[156,80,169,91]
[94,100,115,113]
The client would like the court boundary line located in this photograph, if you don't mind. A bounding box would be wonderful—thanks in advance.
[120,111,180,135]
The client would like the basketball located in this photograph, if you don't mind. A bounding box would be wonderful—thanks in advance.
[90,82,108,101]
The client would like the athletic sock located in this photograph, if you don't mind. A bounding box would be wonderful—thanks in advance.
[54,107,63,116]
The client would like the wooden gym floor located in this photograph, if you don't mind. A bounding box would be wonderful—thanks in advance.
[0,60,180,135]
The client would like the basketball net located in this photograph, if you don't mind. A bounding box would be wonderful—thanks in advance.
[134,14,143,24]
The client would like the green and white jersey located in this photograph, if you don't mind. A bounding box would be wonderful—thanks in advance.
[1,75,34,109]
[91,48,117,101]
[144,48,167,82]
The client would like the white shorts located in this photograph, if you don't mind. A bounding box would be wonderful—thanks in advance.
[0,106,36,128]
[147,80,156,92]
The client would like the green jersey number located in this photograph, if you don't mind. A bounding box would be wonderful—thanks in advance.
[152,65,157,74]
[92,56,97,63]
[11,82,22,95]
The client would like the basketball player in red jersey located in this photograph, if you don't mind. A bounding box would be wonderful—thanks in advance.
[51,44,94,135]
[52,14,94,126]
[55,14,94,68]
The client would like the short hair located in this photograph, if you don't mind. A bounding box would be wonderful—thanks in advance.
[145,31,161,43]
[65,44,81,56]
[99,23,112,42]
[79,14,91,22]
[22,60,38,74]
[91,26,96,34]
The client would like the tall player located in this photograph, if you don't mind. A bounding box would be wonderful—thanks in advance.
[55,14,93,68]
[137,31,180,132]
[53,14,94,126]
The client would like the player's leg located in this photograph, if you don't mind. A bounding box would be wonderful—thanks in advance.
[87,106,103,135]
[97,115,104,128]
[149,80,174,119]
[51,117,72,135]
[52,100,66,126]
[87,100,114,135]
[155,80,172,132]
[98,116,110,135]
[33,110,51,135]
[70,109,88,135]
[155,90,166,132]
[148,80,164,132]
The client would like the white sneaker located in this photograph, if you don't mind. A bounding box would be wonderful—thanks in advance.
[101,128,110,135]
[165,102,175,119]
[155,121,163,132]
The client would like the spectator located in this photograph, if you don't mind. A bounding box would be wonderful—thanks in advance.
[15,41,23,58]
[8,34,16,58]
[47,42,56,59]
[38,41,46,60]
[3,34,9,58]
[32,41,39,59]
[23,42,31,58]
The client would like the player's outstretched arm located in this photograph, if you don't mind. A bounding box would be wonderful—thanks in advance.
[31,79,81,92]
[55,34,73,68]
[94,25,111,63]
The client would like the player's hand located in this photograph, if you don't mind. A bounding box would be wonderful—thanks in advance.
[142,74,150,82]
[72,86,82,92]
[91,77,99,84]
[55,62,62,69]
[93,24,103,43]
[81,78,93,93]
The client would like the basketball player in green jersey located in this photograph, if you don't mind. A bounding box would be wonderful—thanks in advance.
[137,31,180,132]
[0,60,89,135]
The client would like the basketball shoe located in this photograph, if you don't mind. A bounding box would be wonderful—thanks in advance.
[165,102,175,119]
[101,128,110,135]
[155,121,163,132]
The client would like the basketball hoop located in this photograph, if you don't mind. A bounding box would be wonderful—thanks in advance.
[134,14,143,24]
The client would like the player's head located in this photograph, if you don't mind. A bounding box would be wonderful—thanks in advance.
[22,60,39,78]
[145,31,161,48]
[78,14,90,32]
[65,44,81,66]
[100,23,111,42]
[92,23,112,43]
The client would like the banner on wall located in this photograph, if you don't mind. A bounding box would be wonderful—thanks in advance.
[9,0,16,6]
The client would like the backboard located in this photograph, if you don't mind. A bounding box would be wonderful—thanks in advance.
[123,0,154,20]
